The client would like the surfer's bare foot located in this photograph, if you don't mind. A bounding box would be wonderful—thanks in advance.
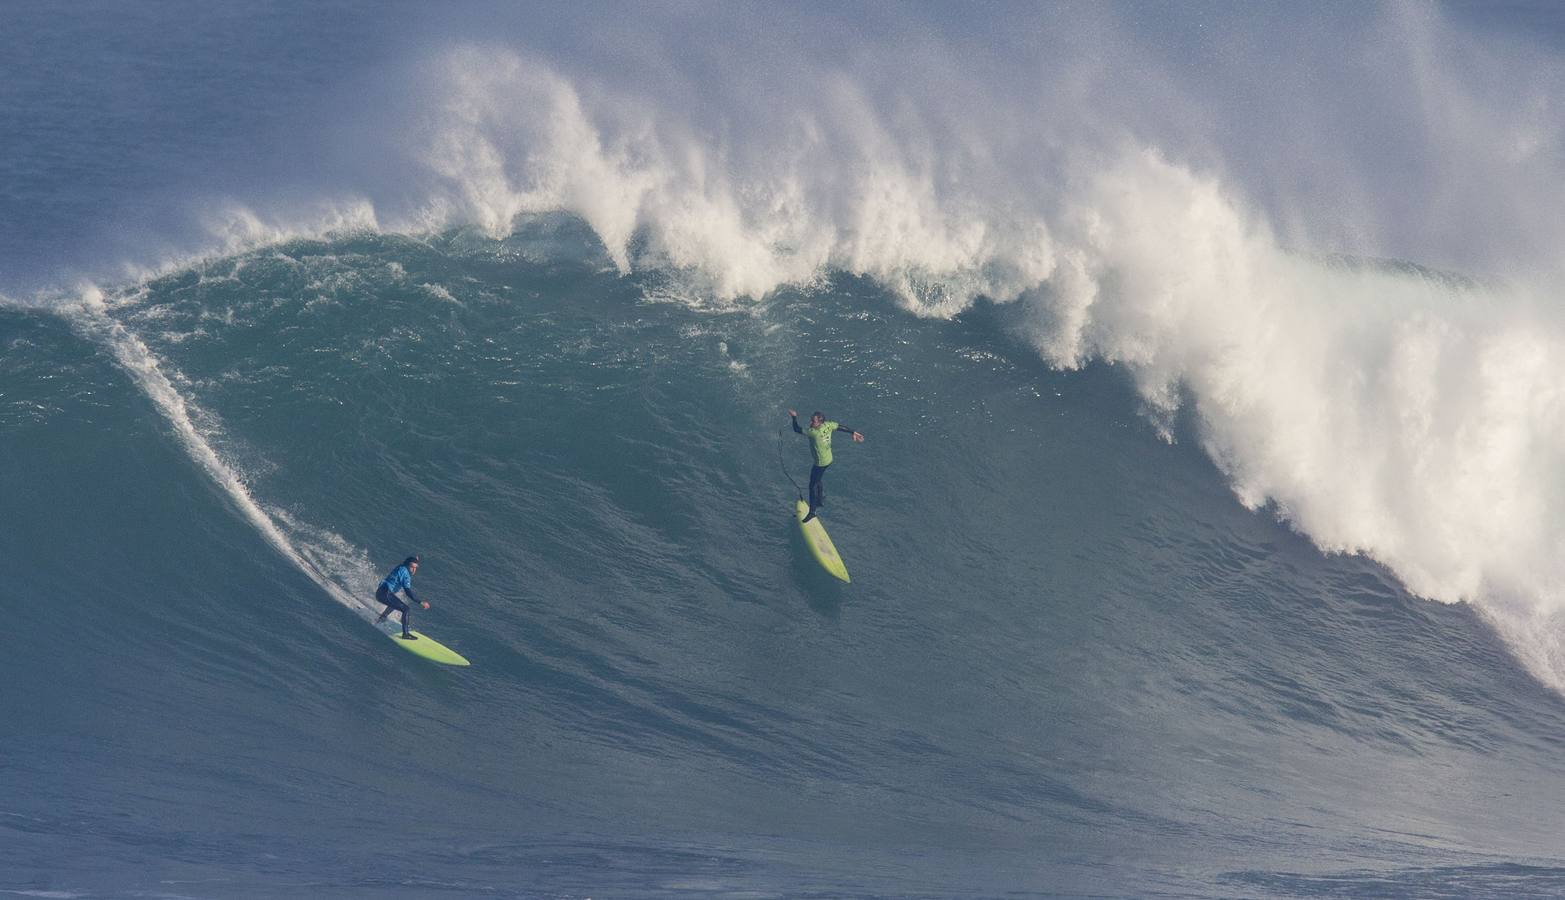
[400,633,418,640]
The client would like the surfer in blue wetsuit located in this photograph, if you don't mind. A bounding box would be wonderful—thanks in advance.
[374,555,429,640]
[789,409,864,522]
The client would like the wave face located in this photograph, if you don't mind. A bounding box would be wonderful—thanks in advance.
[4,227,1565,897]
[9,3,1565,896]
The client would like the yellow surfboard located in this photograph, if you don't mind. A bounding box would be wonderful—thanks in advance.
[377,620,471,666]
[797,500,850,583]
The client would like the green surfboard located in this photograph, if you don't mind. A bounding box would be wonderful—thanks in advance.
[378,620,471,666]
[796,499,850,583]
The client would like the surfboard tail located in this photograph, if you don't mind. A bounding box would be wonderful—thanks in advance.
[796,500,851,582]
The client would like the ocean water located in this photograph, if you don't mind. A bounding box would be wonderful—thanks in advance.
[7,4,1565,898]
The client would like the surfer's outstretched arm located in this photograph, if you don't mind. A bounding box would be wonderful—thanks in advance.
[789,409,804,435]
[835,424,864,442]
[404,586,430,610]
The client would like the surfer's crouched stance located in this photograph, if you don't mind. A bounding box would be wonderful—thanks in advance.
[375,555,429,640]
[789,409,864,522]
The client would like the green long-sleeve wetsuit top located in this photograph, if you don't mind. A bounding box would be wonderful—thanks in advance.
[792,415,855,467]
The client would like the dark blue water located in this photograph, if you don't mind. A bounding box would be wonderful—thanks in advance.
[7,5,1565,898]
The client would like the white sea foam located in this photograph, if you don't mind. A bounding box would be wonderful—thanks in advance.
[420,282,461,304]
[359,27,1565,690]
[997,152,1565,693]
[20,5,1565,690]
[59,286,381,623]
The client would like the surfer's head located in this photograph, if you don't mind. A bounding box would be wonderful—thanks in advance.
[810,411,825,426]
[404,555,420,571]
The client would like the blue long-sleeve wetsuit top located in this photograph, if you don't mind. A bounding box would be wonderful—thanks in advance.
[379,564,420,603]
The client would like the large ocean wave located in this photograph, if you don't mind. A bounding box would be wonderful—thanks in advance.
[13,3,1565,692]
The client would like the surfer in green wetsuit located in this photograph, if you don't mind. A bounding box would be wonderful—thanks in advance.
[789,409,864,522]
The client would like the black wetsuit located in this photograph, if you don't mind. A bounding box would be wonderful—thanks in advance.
[808,464,828,511]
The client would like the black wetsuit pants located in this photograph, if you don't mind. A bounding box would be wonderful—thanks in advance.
[376,584,411,635]
[808,464,829,512]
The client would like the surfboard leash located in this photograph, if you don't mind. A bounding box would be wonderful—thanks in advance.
[777,428,803,500]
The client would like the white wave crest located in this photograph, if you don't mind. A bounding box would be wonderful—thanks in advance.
[384,41,1565,690]
[22,4,1565,691]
